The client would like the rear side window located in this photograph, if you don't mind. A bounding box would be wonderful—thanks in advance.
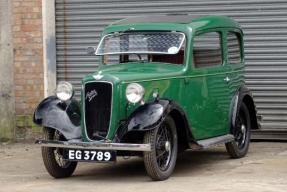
[193,32,222,68]
[227,32,242,64]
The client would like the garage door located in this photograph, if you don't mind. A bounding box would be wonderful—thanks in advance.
[55,0,287,139]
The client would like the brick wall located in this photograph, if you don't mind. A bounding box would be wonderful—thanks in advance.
[12,0,44,139]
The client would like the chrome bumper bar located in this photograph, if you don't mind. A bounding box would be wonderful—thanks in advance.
[35,140,152,152]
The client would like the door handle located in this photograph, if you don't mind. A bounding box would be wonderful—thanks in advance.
[224,76,230,82]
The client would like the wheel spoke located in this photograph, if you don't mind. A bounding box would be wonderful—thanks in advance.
[156,150,166,159]
[51,131,71,168]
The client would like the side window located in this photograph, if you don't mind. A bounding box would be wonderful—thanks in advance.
[227,32,242,64]
[193,32,222,68]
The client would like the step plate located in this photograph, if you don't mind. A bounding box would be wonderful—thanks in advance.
[196,134,234,149]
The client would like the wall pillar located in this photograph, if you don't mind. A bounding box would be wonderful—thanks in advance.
[12,0,44,139]
[42,0,57,97]
[0,0,15,141]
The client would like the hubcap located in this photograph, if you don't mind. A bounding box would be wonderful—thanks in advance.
[241,124,246,145]
[165,141,171,152]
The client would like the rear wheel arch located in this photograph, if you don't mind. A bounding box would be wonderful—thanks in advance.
[230,86,260,131]
[241,94,260,130]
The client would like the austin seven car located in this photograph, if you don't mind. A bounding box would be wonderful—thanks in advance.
[34,15,259,181]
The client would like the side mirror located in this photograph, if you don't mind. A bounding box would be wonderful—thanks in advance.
[86,47,96,56]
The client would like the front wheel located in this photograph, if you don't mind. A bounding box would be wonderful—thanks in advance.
[225,103,251,158]
[41,127,77,178]
[143,116,178,181]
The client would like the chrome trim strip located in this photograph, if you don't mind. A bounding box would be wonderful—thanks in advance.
[35,140,151,152]
[123,69,245,84]
[83,81,113,141]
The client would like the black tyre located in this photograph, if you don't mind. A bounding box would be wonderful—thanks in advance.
[225,103,251,158]
[42,127,77,178]
[143,116,178,181]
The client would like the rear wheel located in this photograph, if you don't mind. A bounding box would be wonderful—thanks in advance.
[143,116,178,181]
[42,127,77,178]
[225,103,251,158]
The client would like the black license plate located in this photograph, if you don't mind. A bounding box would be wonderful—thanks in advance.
[63,149,116,162]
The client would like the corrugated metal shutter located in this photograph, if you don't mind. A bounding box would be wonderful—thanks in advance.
[55,0,287,138]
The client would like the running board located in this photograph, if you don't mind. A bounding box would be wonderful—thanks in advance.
[190,134,234,149]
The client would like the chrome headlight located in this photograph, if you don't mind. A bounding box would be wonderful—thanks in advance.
[126,83,145,104]
[56,81,74,101]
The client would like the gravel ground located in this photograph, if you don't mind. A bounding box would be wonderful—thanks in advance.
[0,142,286,192]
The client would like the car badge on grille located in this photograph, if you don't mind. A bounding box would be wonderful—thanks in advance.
[86,89,98,102]
[93,71,103,80]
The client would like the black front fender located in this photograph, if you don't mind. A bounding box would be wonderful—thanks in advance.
[33,96,81,140]
[114,100,170,141]
[127,100,170,131]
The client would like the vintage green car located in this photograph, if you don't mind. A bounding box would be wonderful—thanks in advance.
[34,15,259,181]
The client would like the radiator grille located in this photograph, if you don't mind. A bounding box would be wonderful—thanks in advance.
[84,82,112,140]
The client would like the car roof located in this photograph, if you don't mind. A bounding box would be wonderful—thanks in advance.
[104,15,241,35]
[114,14,195,25]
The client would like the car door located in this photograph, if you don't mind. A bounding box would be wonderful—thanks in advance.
[184,31,231,140]
[225,30,245,97]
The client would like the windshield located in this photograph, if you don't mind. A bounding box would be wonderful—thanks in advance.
[96,31,185,55]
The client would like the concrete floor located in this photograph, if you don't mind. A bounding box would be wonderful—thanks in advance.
[0,142,286,192]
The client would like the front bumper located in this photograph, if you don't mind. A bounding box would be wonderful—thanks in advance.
[35,140,152,152]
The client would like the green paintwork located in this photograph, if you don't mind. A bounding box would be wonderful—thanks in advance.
[79,16,245,142]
